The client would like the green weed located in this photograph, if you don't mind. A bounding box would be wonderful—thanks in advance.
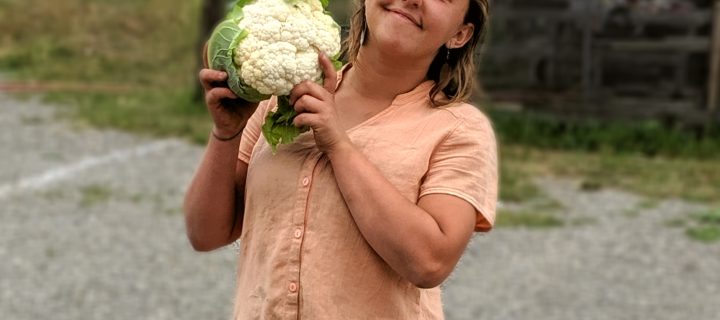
[496,209,564,228]
[685,209,720,243]
[79,184,112,208]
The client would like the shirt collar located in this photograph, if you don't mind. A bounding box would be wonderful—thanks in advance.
[335,63,436,107]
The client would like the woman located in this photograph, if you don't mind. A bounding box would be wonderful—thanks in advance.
[184,0,497,318]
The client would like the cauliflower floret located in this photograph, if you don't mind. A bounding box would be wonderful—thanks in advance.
[310,11,341,54]
[241,0,290,23]
[241,42,298,96]
[292,1,322,15]
[292,51,323,84]
[234,34,268,63]
[239,14,283,43]
[280,12,315,51]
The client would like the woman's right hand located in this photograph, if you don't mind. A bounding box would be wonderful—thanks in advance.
[200,42,258,138]
[199,69,258,138]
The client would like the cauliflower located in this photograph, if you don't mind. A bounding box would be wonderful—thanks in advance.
[207,0,342,151]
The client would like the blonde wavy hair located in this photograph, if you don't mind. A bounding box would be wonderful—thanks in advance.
[341,0,489,107]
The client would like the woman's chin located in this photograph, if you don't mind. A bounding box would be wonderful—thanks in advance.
[370,36,419,59]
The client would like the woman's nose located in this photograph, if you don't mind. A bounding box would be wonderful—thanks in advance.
[402,0,421,8]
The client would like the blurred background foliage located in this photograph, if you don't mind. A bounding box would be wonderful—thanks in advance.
[0,0,207,142]
[0,0,717,207]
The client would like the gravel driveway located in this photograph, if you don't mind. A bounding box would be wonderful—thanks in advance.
[1,93,718,320]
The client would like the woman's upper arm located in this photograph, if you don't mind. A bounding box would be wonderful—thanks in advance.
[417,193,476,268]
[418,111,499,232]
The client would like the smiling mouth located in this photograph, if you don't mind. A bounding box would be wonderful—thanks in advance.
[387,9,422,29]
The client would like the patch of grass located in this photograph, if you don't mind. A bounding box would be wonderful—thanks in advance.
[499,160,539,202]
[501,146,720,204]
[532,197,564,211]
[49,89,211,144]
[569,216,597,226]
[623,199,660,218]
[684,209,720,243]
[0,0,210,143]
[692,209,720,225]
[686,227,720,243]
[664,218,687,228]
[79,184,112,208]
[496,209,564,228]
[637,199,660,210]
[164,207,181,216]
[0,0,201,84]
[666,208,720,243]
[488,108,720,159]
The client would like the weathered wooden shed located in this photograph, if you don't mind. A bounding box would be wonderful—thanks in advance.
[481,0,720,126]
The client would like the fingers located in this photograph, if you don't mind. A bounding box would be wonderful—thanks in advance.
[288,52,337,104]
[199,69,227,92]
[318,52,338,94]
[293,113,316,128]
[293,94,323,114]
[205,87,238,106]
[289,80,330,105]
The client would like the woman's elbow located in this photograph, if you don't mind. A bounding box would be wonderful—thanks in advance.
[410,261,451,289]
[187,233,219,252]
[185,228,212,252]
[183,210,220,252]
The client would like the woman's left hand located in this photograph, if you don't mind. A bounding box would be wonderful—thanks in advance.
[290,53,351,155]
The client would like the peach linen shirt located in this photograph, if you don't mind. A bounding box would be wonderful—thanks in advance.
[232,64,498,320]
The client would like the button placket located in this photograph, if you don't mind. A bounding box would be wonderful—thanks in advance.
[287,153,321,307]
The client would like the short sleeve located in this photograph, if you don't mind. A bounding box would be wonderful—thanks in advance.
[419,115,499,232]
[238,97,276,164]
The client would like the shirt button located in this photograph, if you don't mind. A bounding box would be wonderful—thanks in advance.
[301,177,310,186]
[289,282,298,293]
[294,228,303,239]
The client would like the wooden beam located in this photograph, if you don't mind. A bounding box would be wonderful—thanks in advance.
[708,0,720,116]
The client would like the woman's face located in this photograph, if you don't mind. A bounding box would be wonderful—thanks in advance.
[364,0,474,61]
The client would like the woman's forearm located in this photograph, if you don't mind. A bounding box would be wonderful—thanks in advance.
[183,133,247,252]
[326,144,449,288]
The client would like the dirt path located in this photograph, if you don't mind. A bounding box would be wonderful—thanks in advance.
[1,93,718,320]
